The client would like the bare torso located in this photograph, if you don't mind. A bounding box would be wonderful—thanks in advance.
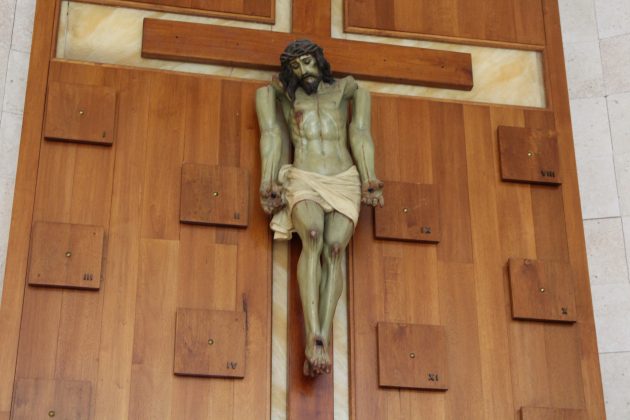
[280,80,354,175]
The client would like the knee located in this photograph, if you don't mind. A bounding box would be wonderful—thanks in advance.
[325,242,345,261]
[303,227,323,250]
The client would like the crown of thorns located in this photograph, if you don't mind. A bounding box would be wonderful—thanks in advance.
[280,39,323,65]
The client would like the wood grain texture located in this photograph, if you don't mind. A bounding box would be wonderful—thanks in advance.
[77,0,275,23]
[141,18,474,91]
[44,81,116,146]
[27,222,104,289]
[292,0,330,37]
[174,308,246,378]
[11,379,91,420]
[345,0,546,47]
[509,258,577,322]
[499,126,561,185]
[377,322,448,390]
[180,163,250,227]
[521,406,588,420]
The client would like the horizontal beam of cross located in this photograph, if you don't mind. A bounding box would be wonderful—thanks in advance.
[141,18,473,90]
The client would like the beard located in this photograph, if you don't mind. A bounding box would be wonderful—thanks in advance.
[299,75,322,95]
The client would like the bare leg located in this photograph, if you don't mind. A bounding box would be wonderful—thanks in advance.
[319,211,354,373]
[291,200,327,376]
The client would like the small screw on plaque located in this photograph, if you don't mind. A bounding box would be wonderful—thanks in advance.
[212,191,219,197]
[79,110,85,116]
[540,288,546,293]
[48,411,56,417]
[403,208,409,213]
[65,251,72,258]
[409,352,416,359]
[208,339,214,345]
[527,151,534,157]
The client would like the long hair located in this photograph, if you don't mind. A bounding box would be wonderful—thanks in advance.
[279,39,334,102]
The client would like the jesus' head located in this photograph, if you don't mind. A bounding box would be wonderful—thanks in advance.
[279,39,334,101]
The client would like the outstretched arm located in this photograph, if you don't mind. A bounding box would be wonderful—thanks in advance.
[349,85,384,207]
[256,85,285,214]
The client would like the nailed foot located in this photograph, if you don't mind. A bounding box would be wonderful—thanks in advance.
[303,335,332,377]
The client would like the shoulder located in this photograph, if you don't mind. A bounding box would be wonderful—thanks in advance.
[339,75,359,99]
[256,76,289,104]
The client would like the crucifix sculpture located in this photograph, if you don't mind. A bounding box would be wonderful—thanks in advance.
[256,39,384,377]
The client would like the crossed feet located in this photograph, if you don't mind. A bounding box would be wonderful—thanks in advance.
[303,334,331,377]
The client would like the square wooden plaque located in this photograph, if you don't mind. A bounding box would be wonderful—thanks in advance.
[174,308,246,378]
[44,81,117,145]
[11,379,92,420]
[509,258,577,322]
[374,181,441,243]
[27,221,104,290]
[520,407,588,420]
[377,322,448,390]
[498,126,561,185]
[180,163,250,227]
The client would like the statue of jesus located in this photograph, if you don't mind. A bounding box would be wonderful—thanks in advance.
[256,39,383,377]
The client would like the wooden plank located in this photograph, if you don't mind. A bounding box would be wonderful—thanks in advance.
[521,406,588,420]
[180,163,250,228]
[374,182,440,243]
[344,0,545,47]
[140,72,187,240]
[292,0,330,37]
[498,126,561,185]
[463,104,514,419]
[174,308,246,378]
[93,67,150,420]
[509,258,577,322]
[27,222,104,289]
[11,379,91,420]
[0,0,58,410]
[77,0,275,23]
[128,239,178,419]
[377,323,448,390]
[141,19,474,91]
[44,81,117,146]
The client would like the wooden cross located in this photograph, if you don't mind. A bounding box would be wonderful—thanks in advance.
[141,0,473,90]
[141,2,472,419]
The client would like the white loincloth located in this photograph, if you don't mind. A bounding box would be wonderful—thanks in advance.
[270,165,362,240]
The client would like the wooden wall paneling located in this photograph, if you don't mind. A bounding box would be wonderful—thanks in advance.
[180,163,250,227]
[520,406,588,420]
[509,258,577,322]
[140,72,187,240]
[128,239,178,419]
[93,66,151,420]
[77,0,274,23]
[0,0,58,410]
[377,323,448,390]
[292,0,330,37]
[141,19,474,91]
[27,222,104,289]
[541,2,605,415]
[11,379,91,420]
[437,262,485,419]
[43,81,117,146]
[430,102,473,263]
[498,126,561,185]
[15,61,114,415]
[174,308,246,378]
[463,104,515,419]
[490,106,554,415]
[374,182,441,243]
[344,0,546,47]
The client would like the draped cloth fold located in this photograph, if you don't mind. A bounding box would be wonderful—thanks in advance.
[270,165,362,240]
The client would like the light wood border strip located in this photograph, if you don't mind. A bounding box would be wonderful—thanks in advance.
[74,0,275,24]
[0,0,61,412]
